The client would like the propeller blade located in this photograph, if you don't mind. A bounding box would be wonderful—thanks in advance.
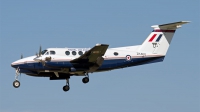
[39,46,42,57]
[21,54,23,59]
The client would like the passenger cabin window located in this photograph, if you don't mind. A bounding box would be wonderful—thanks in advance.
[65,51,70,55]
[78,51,83,55]
[114,52,118,56]
[50,51,55,55]
[72,51,76,56]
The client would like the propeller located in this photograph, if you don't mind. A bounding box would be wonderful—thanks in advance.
[35,46,42,57]
[36,52,38,57]
[34,46,45,66]
[34,45,51,66]
[21,54,23,59]
[39,46,42,57]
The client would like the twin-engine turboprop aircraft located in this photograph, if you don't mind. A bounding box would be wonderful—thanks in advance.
[11,21,189,92]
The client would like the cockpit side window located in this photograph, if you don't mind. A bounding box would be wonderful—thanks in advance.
[50,51,56,55]
[41,50,47,55]
[45,52,49,55]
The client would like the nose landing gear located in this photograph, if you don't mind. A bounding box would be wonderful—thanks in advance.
[13,67,20,88]
[13,80,20,88]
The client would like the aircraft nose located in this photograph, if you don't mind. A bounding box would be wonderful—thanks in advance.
[11,62,18,68]
[11,60,22,68]
[11,56,35,68]
[11,62,14,67]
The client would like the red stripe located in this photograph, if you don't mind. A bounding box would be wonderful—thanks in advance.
[149,34,157,42]
[153,30,175,32]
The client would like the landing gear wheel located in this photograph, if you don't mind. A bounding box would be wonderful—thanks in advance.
[63,85,70,92]
[62,78,70,92]
[82,77,89,83]
[13,80,20,88]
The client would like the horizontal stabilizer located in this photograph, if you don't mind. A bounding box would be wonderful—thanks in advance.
[151,21,190,30]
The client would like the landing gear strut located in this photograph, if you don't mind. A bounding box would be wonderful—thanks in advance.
[82,73,89,84]
[63,78,70,92]
[13,67,20,88]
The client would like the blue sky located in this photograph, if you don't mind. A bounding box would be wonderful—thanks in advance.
[0,0,199,112]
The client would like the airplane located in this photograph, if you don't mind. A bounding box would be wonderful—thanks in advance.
[11,21,190,92]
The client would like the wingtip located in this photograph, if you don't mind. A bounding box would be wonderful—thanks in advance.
[181,21,191,23]
[96,44,109,46]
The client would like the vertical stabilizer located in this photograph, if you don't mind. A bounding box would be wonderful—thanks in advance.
[137,21,190,55]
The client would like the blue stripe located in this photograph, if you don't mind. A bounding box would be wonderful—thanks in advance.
[12,57,165,74]
[156,34,162,42]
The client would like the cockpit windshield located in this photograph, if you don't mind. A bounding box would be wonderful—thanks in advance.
[41,50,47,55]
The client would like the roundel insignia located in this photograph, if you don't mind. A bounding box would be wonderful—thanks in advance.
[126,55,131,61]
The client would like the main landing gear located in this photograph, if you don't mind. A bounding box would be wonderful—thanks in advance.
[82,73,89,84]
[13,67,20,88]
[62,73,90,92]
[63,78,70,92]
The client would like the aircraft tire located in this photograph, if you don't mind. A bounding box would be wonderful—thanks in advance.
[63,85,70,92]
[82,77,89,84]
[13,80,20,88]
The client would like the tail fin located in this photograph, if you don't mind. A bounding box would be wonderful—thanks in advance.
[138,21,190,55]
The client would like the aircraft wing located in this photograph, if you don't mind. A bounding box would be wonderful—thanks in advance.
[70,44,109,64]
